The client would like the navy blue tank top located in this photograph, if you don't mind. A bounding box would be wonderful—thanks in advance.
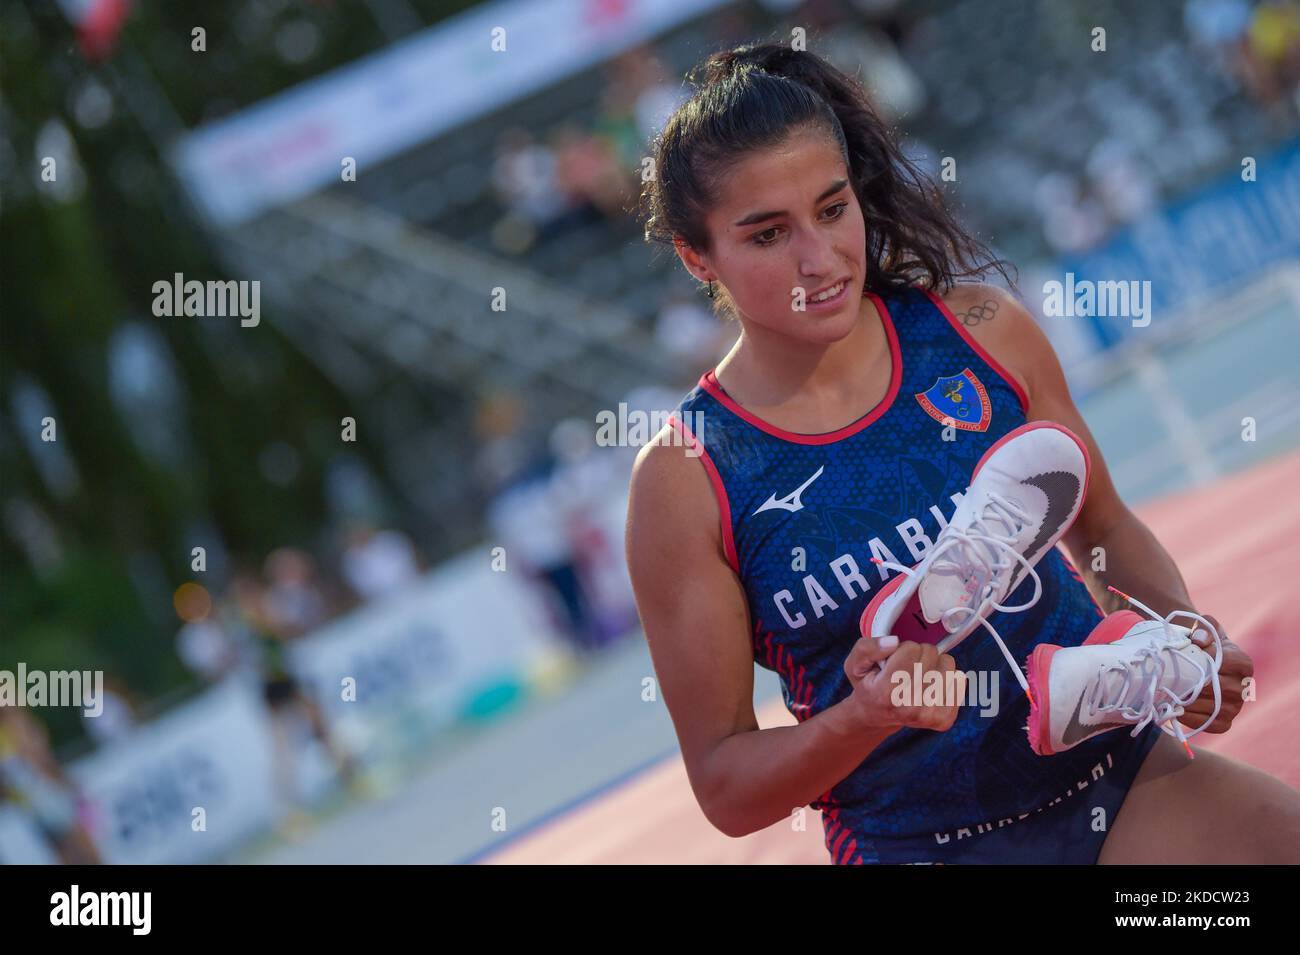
[668,285,1142,864]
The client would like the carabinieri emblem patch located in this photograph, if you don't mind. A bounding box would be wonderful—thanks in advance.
[915,367,992,432]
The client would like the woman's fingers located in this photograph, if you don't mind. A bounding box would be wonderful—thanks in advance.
[843,633,900,681]
[1187,674,1245,702]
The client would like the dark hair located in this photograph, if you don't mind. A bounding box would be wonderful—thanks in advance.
[640,41,1012,316]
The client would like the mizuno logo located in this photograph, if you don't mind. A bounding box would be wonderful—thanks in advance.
[1060,688,1132,746]
[754,466,826,516]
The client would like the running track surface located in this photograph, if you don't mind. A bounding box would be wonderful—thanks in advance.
[482,449,1300,864]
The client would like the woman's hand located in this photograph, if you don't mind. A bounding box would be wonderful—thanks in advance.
[1179,613,1253,734]
[843,636,965,733]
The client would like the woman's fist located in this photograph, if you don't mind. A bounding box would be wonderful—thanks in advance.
[844,636,965,733]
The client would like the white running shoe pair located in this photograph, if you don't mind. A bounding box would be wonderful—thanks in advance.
[858,420,1223,755]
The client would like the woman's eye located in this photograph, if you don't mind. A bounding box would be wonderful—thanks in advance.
[753,204,845,246]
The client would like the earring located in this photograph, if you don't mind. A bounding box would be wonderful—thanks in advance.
[706,280,715,299]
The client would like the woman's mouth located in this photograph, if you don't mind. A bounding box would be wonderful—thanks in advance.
[808,278,849,310]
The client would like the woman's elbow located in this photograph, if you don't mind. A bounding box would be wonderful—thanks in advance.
[689,762,740,838]
[697,773,762,839]
[702,799,752,839]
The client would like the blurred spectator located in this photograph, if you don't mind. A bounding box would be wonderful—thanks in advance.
[551,123,633,227]
[340,523,421,601]
[490,126,567,253]
[176,576,260,687]
[473,392,531,498]
[653,289,735,383]
[262,547,329,639]
[80,675,139,747]
[0,707,101,864]
[820,22,925,122]
[603,47,686,148]
[487,465,598,656]
[1034,172,1109,253]
[548,419,638,648]
[1185,0,1255,83]
[622,385,683,425]
[1245,0,1300,107]
[597,56,652,170]
[232,569,357,829]
[177,611,240,684]
[1085,139,1159,228]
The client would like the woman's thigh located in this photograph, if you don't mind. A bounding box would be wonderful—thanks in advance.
[1098,732,1300,864]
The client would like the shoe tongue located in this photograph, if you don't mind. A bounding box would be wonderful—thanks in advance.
[1155,642,1212,697]
[917,534,994,626]
[1097,666,1148,712]
[918,573,967,625]
[920,493,977,628]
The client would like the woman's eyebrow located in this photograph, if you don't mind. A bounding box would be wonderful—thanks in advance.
[732,179,848,227]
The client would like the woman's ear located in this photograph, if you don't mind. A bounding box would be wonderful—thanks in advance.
[673,235,713,285]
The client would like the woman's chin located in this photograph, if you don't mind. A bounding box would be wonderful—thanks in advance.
[795,308,860,343]
[745,300,862,346]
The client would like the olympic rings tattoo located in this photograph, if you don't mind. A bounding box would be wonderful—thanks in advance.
[959,299,1000,326]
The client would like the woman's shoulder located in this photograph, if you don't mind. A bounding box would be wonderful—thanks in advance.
[627,423,730,571]
[629,419,712,504]
[935,282,1044,404]
[935,281,1024,325]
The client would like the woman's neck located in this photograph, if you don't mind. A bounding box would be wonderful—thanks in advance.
[714,293,885,410]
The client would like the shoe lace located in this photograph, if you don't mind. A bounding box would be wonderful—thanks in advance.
[872,491,1039,694]
[1096,587,1224,756]
[1087,647,1167,734]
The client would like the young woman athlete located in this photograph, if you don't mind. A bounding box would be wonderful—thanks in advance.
[625,42,1300,864]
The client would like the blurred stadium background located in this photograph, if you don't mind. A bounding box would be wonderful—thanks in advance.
[2,0,1298,864]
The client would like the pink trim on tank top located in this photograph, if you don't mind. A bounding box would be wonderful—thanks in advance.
[667,413,740,575]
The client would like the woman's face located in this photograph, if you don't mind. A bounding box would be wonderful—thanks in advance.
[679,132,867,345]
